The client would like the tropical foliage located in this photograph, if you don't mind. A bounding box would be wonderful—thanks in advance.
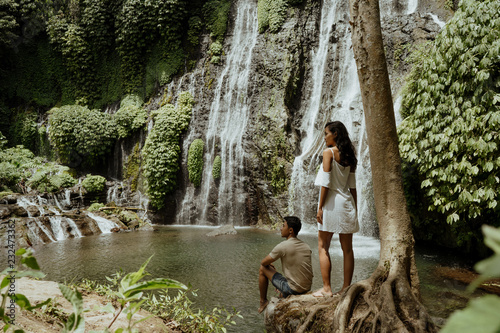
[143,92,194,209]
[257,0,303,33]
[188,139,205,187]
[398,0,500,249]
[0,0,224,113]
[81,174,106,193]
[212,155,222,180]
[114,94,147,139]
[441,225,500,333]
[48,105,115,165]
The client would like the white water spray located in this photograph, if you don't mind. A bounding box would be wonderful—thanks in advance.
[177,1,258,225]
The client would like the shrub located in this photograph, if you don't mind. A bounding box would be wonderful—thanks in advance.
[212,155,221,180]
[113,95,147,138]
[27,163,77,193]
[202,0,231,43]
[398,0,500,254]
[399,0,499,224]
[0,145,40,189]
[88,202,104,211]
[209,41,223,64]
[48,104,116,165]
[143,92,194,209]
[188,139,204,187]
[258,0,288,33]
[82,174,106,193]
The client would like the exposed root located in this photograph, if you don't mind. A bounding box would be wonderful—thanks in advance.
[295,304,330,333]
[267,264,437,333]
[335,267,437,333]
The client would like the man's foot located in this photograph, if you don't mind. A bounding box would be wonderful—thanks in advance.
[258,300,269,314]
[312,288,333,297]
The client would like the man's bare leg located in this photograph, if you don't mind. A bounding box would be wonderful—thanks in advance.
[313,230,334,297]
[258,264,277,313]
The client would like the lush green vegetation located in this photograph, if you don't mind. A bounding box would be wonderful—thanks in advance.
[212,155,222,180]
[0,0,229,117]
[257,0,303,33]
[398,0,499,253]
[441,225,500,333]
[27,163,77,193]
[143,92,194,209]
[81,174,106,193]
[48,105,116,165]
[188,139,205,187]
[114,95,147,139]
[0,139,78,194]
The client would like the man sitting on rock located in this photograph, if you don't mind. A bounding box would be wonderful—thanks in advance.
[258,216,313,313]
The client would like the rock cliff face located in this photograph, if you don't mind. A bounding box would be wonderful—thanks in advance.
[137,0,450,229]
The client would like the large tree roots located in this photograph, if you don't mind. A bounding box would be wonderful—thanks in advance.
[266,265,438,333]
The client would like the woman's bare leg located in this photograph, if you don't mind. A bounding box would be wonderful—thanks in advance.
[314,230,334,296]
[338,233,354,292]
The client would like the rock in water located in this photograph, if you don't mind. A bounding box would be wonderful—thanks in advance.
[206,225,237,237]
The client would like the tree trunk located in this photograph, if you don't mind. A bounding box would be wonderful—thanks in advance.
[266,0,438,331]
[330,0,437,330]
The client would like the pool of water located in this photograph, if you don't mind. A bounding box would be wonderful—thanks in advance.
[21,226,476,331]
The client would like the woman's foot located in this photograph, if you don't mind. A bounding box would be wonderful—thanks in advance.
[333,287,349,296]
[312,288,333,297]
[258,299,269,313]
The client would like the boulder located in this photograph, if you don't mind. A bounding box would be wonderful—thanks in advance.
[0,205,11,219]
[206,225,237,237]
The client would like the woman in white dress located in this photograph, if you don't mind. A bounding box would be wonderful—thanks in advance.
[312,121,358,297]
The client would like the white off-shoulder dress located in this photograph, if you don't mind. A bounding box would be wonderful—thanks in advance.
[314,149,359,234]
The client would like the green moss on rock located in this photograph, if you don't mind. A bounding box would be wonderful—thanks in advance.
[188,139,204,187]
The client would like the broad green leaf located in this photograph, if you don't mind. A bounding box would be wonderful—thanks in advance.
[120,255,153,292]
[123,278,187,296]
[59,284,83,314]
[440,295,500,333]
[1,276,10,289]
[14,270,45,279]
[13,293,32,309]
[22,256,40,270]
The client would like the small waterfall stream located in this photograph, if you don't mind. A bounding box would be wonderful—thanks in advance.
[288,0,416,235]
[177,0,258,225]
[288,0,374,233]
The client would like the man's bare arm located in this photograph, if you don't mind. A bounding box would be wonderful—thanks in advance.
[261,255,276,267]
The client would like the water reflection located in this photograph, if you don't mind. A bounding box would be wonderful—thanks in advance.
[25,226,378,331]
[16,227,475,332]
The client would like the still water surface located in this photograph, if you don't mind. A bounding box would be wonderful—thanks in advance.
[29,226,471,332]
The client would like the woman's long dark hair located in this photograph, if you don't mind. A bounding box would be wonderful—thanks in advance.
[325,121,357,171]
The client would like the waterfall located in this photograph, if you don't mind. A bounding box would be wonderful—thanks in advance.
[87,213,119,233]
[406,0,418,14]
[288,0,374,233]
[427,13,446,28]
[177,0,258,225]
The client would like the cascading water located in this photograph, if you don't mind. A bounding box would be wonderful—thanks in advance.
[288,0,400,236]
[288,0,372,232]
[177,1,258,225]
[406,0,418,14]
[87,213,120,233]
[15,194,118,244]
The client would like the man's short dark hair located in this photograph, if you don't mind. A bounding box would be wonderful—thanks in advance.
[284,216,301,235]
